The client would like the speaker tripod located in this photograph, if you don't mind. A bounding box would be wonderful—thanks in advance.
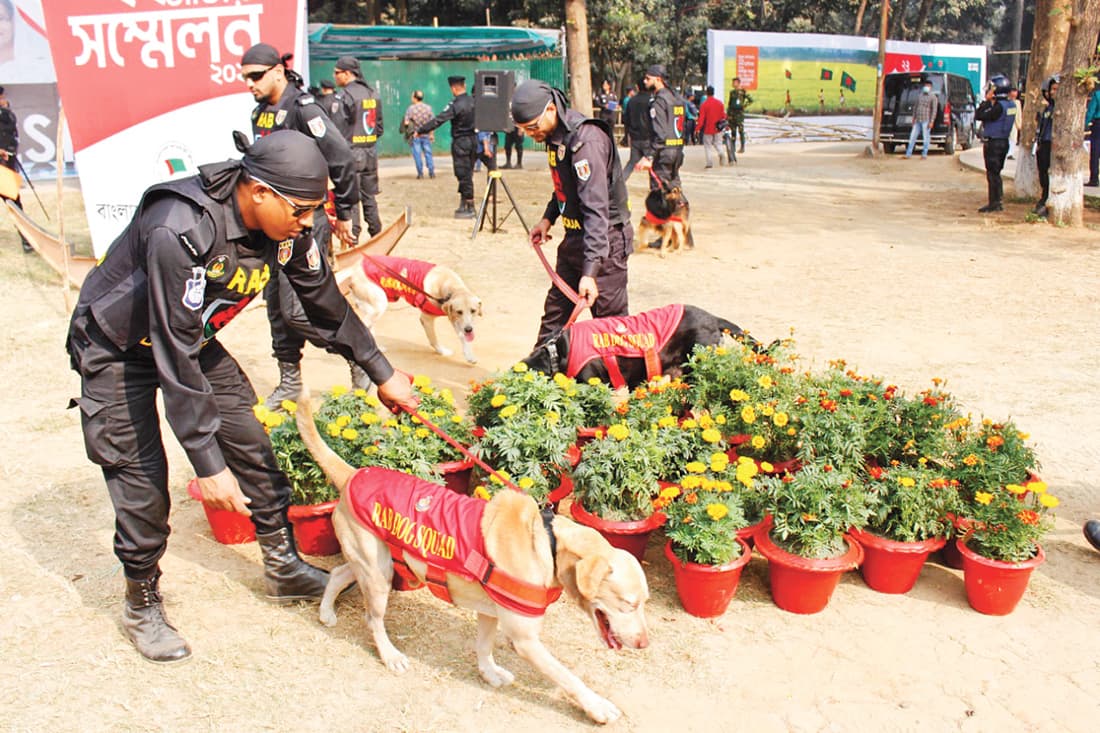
[471,169,529,239]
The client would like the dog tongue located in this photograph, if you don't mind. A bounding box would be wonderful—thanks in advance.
[464,331,475,343]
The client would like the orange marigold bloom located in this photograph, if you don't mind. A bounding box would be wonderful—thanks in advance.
[962,453,980,466]
[684,492,699,504]
[839,388,853,397]
[1017,510,1040,526]
[986,435,1005,451]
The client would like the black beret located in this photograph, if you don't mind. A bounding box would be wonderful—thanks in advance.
[241,43,281,67]
[447,75,466,86]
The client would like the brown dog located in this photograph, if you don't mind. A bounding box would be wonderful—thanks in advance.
[637,187,691,258]
[295,395,650,724]
[339,254,483,363]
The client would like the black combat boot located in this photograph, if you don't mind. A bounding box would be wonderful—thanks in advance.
[1084,520,1100,553]
[453,197,467,218]
[121,572,192,664]
[256,525,329,602]
[264,361,302,411]
[455,199,476,220]
[348,359,372,392]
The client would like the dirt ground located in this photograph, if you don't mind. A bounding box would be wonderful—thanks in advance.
[2,141,1100,733]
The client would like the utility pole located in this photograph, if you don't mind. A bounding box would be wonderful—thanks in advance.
[869,0,890,156]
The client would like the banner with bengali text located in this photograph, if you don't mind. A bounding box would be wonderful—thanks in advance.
[41,0,307,255]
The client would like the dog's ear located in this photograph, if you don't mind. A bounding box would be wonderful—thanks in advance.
[575,554,611,600]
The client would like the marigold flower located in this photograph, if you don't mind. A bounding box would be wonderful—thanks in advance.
[488,470,512,485]
[490,394,507,408]
[839,388,853,398]
[336,415,351,427]
[706,504,729,521]
[681,475,703,490]
[1027,480,1047,494]
[326,423,340,437]
[415,428,430,439]
[685,461,707,474]
[512,362,528,373]
[868,466,884,479]
[500,405,519,419]
[684,492,698,504]
[280,399,298,414]
[1039,493,1059,508]
[657,415,677,428]
[975,491,994,505]
[751,435,766,450]
[518,476,535,490]
[801,513,817,522]
[365,394,381,408]
[701,428,722,444]
[741,405,756,424]
[715,414,727,425]
[962,453,980,467]
[759,461,774,473]
[757,375,774,389]
[587,377,602,386]
[898,477,916,488]
[1017,510,1040,526]
[331,385,348,398]
[761,404,775,417]
[383,418,398,428]
[659,485,681,500]
[607,423,630,440]
[473,486,491,500]
[729,389,749,402]
[412,374,431,389]
[353,388,368,398]
[1005,483,1027,495]
[341,428,358,441]
[773,411,789,427]
[681,418,698,429]
[986,435,1005,451]
[545,410,560,424]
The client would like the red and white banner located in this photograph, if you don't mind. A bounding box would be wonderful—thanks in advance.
[41,0,307,255]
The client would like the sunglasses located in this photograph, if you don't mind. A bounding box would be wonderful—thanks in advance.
[243,65,276,83]
[516,99,553,134]
[252,176,319,218]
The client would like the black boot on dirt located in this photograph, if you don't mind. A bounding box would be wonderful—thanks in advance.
[257,525,330,602]
[122,573,192,664]
[264,361,302,411]
[455,199,476,220]
[348,359,372,392]
[977,202,1003,213]
[1084,520,1100,553]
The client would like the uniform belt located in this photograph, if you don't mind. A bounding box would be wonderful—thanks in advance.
[664,138,684,146]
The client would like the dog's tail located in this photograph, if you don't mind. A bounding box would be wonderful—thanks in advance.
[294,392,356,493]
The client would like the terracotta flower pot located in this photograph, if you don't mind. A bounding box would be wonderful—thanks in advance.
[288,500,341,556]
[664,538,753,618]
[850,527,946,594]
[437,458,474,495]
[187,479,255,545]
[755,526,863,614]
[569,500,665,562]
[735,513,772,550]
[957,537,1046,615]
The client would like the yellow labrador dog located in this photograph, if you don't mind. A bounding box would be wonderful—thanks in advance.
[340,254,483,363]
[295,396,650,724]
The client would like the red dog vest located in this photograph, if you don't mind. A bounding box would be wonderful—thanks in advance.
[565,304,685,388]
[346,467,561,616]
[360,255,445,317]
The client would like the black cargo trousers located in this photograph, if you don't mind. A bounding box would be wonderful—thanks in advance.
[67,316,292,579]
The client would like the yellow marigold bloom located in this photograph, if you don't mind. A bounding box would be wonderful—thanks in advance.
[741,405,756,424]
[440,388,455,405]
[265,413,285,428]
[488,470,512,485]
[898,477,916,488]
[360,412,378,425]
[341,428,358,441]
[411,414,423,424]
[786,427,797,436]
[681,418,698,429]
[545,410,560,424]
[1039,493,1059,508]
[710,451,729,467]
[657,415,677,428]
[729,388,749,402]
[715,414,727,425]
[773,412,789,427]
[415,428,430,439]
[715,480,733,493]
[384,418,398,428]
[659,485,681,500]
[353,388,368,398]
[681,475,703,490]
[326,423,340,437]
[1028,481,1047,494]
[702,428,722,444]
[523,373,535,382]
[975,491,994,505]
[587,377,602,386]
[473,486,492,500]
[699,414,715,429]
[336,414,351,427]
[362,445,377,455]
[607,424,630,440]
[399,425,412,435]
[706,503,729,521]
[759,461,774,473]
[513,362,529,373]
[714,346,727,355]
[365,394,381,408]
[761,404,775,417]
[280,399,298,414]
[982,418,992,426]
[1018,431,1030,440]
[1005,483,1027,495]
[751,435,766,450]
[518,476,535,490]
[490,394,507,408]
[685,461,707,474]
[331,385,348,397]
[757,375,774,389]
[500,405,519,419]
[962,453,979,467]
[450,415,463,424]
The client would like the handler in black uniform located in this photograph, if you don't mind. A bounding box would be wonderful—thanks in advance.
[622,80,651,180]
[241,43,365,407]
[974,74,1016,213]
[636,64,686,193]
[66,130,417,665]
[331,55,383,239]
[511,80,633,347]
[418,75,478,219]
[0,86,31,252]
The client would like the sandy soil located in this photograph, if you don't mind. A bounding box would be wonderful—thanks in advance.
[2,142,1099,733]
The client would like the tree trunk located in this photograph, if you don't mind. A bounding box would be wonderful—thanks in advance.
[913,0,934,41]
[1014,0,1071,198]
[565,0,594,116]
[854,0,869,35]
[890,0,908,38]
[1009,0,1025,85]
[394,0,408,24]
[1048,0,1100,226]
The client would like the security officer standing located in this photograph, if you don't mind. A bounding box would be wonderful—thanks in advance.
[636,64,686,195]
[1034,75,1058,218]
[0,86,30,252]
[65,130,417,664]
[726,77,752,153]
[510,80,633,347]
[331,55,384,240]
[974,74,1016,213]
[622,79,651,180]
[240,42,366,407]
[418,75,478,219]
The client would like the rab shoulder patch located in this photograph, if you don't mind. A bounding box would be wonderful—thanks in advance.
[182,266,206,311]
[277,239,294,266]
[573,158,592,181]
[308,116,327,138]
[305,241,321,271]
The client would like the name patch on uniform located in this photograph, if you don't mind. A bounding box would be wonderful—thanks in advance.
[275,109,287,126]
[308,116,327,138]
[573,159,591,181]
[182,266,206,311]
[206,254,228,280]
[277,239,294,266]
[306,241,321,271]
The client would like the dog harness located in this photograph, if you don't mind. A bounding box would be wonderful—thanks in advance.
[643,210,684,226]
[564,303,685,388]
[360,255,446,317]
[346,467,563,617]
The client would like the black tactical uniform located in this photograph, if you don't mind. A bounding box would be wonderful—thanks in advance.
[0,95,30,252]
[622,88,652,179]
[646,86,687,192]
[251,82,363,400]
[535,108,633,347]
[975,79,1015,213]
[419,80,478,217]
[331,65,384,239]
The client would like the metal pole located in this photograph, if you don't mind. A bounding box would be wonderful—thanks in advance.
[870,0,889,155]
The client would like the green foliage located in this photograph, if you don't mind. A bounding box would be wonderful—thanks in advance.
[471,412,575,505]
[467,364,585,431]
[663,482,749,567]
[761,461,872,559]
[865,382,962,468]
[963,479,1057,563]
[943,417,1040,497]
[569,376,617,428]
[620,377,692,427]
[796,363,893,470]
[572,424,662,521]
[863,464,959,543]
[264,411,337,506]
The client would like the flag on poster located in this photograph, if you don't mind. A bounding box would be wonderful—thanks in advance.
[784,68,792,79]
[820,68,833,81]
[40,0,307,256]
[840,71,857,92]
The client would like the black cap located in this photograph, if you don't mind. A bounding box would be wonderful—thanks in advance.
[320,79,335,90]
[645,64,667,79]
[241,42,281,67]
[448,75,466,86]
[335,55,361,74]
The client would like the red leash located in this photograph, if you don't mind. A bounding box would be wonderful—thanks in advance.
[529,237,590,329]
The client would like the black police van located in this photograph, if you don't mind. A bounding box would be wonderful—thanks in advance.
[879,71,978,155]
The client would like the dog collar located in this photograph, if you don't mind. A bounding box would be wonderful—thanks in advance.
[541,505,558,572]
[545,340,561,375]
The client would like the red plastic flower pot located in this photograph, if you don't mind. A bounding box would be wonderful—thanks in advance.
[569,500,666,562]
[576,426,604,448]
[187,479,255,545]
[755,527,863,614]
[957,537,1045,616]
[735,514,772,550]
[287,500,341,556]
[938,537,966,569]
[664,538,753,618]
[849,527,946,594]
[437,459,474,495]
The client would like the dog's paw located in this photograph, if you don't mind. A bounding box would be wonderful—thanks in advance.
[463,350,478,364]
[319,607,338,628]
[583,695,622,725]
[381,650,410,675]
[479,663,515,688]
[435,346,454,357]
